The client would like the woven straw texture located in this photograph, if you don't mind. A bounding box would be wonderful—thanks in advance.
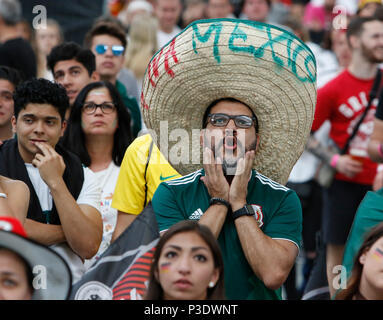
[141,19,317,185]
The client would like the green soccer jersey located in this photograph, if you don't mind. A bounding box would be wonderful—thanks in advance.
[152,169,302,300]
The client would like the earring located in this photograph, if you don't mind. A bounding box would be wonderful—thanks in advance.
[208,281,215,288]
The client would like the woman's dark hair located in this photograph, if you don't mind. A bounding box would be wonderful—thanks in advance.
[145,220,225,300]
[62,81,133,167]
[335,222,383,300]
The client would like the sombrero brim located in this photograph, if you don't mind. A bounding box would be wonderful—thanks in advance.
[141,19,317,185]
[0,230,72,300]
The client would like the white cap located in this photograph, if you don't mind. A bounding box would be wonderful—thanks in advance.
[127,0,153,14]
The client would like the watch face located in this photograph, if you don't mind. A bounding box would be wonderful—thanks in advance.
[245,205,255,215]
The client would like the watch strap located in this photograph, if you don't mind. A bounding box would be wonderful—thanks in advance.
[232,205,254,220]
[209,197,231,210]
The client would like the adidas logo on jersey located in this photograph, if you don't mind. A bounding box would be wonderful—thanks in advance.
[189,208,204,220]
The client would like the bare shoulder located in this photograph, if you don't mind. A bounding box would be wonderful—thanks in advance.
[0,176,29,197]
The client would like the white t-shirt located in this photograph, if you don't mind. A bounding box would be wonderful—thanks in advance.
[84,162,120,270]
[157,26,181,48]
[25,164,101,283]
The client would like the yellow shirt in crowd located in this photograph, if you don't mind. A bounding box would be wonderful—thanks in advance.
[112,134,181,215]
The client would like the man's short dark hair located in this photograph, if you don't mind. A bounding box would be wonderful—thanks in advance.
[47,42,96,76]
[83,17,127,50]
[13,78,69,121]
[0,66,22,87]
[346,16,383,43]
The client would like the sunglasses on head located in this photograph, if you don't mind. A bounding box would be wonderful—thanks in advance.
[95,44,125,56]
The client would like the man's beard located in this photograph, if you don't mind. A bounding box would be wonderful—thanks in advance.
[214,137,257,176]
[361,42,383,64]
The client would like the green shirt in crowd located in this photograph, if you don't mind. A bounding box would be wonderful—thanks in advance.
[116,79,142,138]
[152,169,302,300]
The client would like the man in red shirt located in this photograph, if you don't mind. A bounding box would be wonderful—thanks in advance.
[311,16,383,297]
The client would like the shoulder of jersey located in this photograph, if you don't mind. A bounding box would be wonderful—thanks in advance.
[255,171,290,192]
[165,169,203,186]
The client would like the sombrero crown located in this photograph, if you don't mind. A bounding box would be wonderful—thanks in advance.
[141,19,317,185]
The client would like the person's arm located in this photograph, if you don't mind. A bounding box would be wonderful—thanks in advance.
[229,151,299,290]
[24,218,66,245]
[32,142,102,259]
[368,118,383,163]
[198,147,230,238]
[234,217,298,290]
[111,141,146,242]
[0,177,30,223]
[111,210,137,242]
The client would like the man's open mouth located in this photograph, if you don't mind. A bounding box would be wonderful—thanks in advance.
[224,136,237,150]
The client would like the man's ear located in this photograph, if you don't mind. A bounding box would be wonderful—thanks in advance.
[11,116,17,134]
[349,34,360,50]
[91,71,100,82]
[60,119,67,137]
[255,134,260,153]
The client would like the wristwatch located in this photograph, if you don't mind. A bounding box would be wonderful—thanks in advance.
[232,204,255,220]
[209,197,231,210]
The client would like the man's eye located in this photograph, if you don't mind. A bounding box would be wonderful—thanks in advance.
[54,73,63,80]
[24,118,33,124]
[1,94,12,100]
[214,117,226,124]
[237,119,250,126]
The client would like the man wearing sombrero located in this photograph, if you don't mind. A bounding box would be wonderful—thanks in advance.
[144,18,316,299]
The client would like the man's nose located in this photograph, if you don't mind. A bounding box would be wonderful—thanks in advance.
[225,119,237,131]
[62,74,71,87]
[104,47,114,57]
[33,121,45,134]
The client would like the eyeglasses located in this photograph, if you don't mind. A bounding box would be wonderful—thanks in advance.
[94,44,125,56]
[208,113,258,130]
[82,102,116,114]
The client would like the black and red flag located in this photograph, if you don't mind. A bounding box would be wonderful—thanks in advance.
[70,204,159,300]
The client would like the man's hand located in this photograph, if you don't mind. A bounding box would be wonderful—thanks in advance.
[31,142,66,188]
[200,147,229,200]
[230,150,255,211]
[335,154,363,178]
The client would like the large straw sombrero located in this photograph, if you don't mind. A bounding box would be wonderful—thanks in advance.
[141,18,317,185]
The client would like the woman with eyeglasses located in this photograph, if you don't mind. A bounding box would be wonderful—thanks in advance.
[62,81,133,268]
